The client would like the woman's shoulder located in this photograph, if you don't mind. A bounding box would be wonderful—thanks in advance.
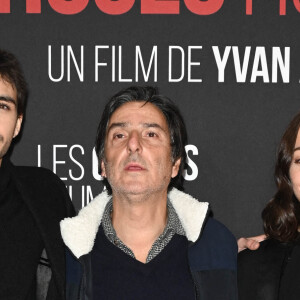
[238,238,300,262]
[238,239,286,300]
[238,238,300,300]
[238,238,290,271]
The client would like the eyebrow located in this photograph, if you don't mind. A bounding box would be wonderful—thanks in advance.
[0,96,17,106]
[107,122,129,133]
[143,123,166,132]
[107,122,166,133]
[294,147,300,152]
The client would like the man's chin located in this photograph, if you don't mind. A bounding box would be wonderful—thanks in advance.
[119,186,148,195]
[112,183,157,197]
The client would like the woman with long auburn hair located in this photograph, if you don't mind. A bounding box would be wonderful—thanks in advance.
[238,112,300,300]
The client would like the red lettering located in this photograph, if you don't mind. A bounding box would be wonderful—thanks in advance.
[95,0,134,15]
[279,0,300,15]
[184,0,224,15]
[0,0,10,13]
[247,0,299,16]
[26,0,41,13]
[294,0,300,12]
[141,0,179,14]
[246,0,252,15]
[279,0,286,15]
[49,0,88,15]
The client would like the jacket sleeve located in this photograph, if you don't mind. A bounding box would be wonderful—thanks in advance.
[33,168,75,299]
[53,169,76,218]
[188,218,238,300]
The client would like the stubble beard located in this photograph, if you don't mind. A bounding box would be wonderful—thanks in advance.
[103,155,171,203]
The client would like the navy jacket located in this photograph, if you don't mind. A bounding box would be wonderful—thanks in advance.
[61,189,237,300]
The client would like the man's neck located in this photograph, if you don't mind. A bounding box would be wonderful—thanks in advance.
[111,191,168,263]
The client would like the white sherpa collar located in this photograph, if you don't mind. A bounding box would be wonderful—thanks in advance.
[60,188,209,259]
[60,191,110,259]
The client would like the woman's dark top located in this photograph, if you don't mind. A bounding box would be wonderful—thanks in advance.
[238,238,300,300]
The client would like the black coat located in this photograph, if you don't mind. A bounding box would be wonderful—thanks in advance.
[6,159,75,300]
[238,238,300,300]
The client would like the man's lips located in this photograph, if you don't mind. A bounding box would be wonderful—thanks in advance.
[124,163,146,171]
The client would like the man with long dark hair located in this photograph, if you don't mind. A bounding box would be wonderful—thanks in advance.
[61,86,237,300]
[0,49,74,299]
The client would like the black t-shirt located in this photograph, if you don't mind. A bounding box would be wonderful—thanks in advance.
[0,158,43,300]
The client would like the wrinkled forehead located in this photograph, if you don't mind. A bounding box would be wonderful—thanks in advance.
[107,101,169,130]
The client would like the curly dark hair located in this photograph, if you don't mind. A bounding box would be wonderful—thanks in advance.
[95,86,188,195]
[0,49,28,116]
[262,112,300,242]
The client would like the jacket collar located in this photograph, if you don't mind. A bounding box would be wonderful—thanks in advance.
[60,188,209,259]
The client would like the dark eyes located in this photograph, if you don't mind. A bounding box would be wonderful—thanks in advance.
[294,159,300,164]
[113,133,124,139]
[0,103,10,110]
[147,132,157,138]
[113,132,158,139]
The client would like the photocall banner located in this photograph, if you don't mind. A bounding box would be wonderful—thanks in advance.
[1,0,299,238]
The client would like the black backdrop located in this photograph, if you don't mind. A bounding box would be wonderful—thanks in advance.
[2,0,300,239]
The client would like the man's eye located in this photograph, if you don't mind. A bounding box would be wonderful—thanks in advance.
[113,133,124,139]
[147,132,157,137]
[0,103,9,110]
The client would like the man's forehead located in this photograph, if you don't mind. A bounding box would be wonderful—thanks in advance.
[0,75,15,89]
[108,101,167,125]
[0,76,17,100]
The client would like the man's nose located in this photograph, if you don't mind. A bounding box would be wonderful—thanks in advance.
[127,131,142,154]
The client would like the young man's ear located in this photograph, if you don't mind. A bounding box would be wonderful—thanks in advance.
[13,115,23,138]
[171,158,181,178]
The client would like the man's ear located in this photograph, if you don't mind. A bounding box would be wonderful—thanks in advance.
[101,160,106,178]
[13,115,23,138]
[171,158,181,178]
